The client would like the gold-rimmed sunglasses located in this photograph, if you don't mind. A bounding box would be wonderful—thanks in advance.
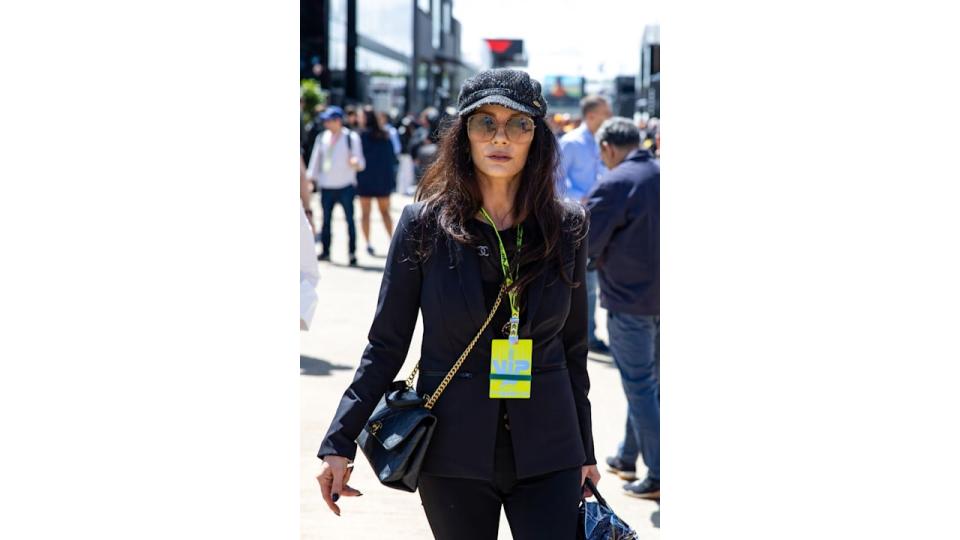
[466,113,536,143]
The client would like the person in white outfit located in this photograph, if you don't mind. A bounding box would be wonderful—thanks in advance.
[301,205,320,330]
[306,106,366,266]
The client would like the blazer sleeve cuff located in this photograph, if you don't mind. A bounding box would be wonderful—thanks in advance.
[317,434,358,462]
[580,416,596,466]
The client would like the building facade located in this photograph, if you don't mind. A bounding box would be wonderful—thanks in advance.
[638,24,660,118]
[301,0,470,115]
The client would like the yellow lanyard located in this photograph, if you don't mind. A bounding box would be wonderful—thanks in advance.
[480,208,523,342]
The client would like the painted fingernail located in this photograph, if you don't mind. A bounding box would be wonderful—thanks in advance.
[332,493,340,502]
[357,492,364,496]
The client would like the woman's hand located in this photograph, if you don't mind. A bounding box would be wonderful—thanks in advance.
[581,464,601,498]
[316,455,363,516]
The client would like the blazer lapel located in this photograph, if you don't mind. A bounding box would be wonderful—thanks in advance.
[520,270,547,337]
[450,220,547,337]
[519,217,546,338]
[453,240,487,330]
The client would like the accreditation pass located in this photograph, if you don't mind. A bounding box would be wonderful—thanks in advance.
[489,339,533,399]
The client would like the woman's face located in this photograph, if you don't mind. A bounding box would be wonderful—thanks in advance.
[467,104,535,181]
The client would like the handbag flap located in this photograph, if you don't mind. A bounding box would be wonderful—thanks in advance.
[364,403,436,451]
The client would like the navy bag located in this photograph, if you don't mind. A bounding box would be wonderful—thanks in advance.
[578,478,640,540]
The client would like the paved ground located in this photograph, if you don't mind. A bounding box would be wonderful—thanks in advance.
[301,195,660,539]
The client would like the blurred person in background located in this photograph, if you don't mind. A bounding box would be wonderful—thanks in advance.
[642,117,659,155]
[410,106,441,186]
[302,104,326,166]
[559,95,612,354]
[301,154,314,234]
[636,116,649,141]
[306,106,365,266]
[356,106,398,256]
[316,68,600,539]
[546,113,563,138]
[396,113,418,196]
[344,104,359,130]
[301,204,319,331]
[300,97,310,158]
[398,113,417,152]
[585,117,660,500]
[377,110,402,156]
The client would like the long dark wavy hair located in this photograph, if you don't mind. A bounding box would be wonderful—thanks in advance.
[361,105,387,140]
[413,112,584,292]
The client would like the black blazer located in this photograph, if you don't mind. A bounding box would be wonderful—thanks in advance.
[318,202,596,481]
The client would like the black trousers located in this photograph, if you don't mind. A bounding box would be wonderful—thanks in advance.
[417,409,582,540]
[318,185,356,255]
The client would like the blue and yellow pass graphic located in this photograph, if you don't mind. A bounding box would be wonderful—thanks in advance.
[489,339,533,399]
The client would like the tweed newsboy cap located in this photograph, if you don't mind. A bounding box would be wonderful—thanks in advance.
[457,68,548,118]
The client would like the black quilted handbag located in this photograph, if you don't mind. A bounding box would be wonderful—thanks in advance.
[356,286,505,492]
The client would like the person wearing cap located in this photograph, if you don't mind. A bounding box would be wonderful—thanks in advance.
[306,105,365,266]
[316,68,600,539]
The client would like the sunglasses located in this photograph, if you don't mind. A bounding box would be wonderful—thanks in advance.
[466,113,536,143]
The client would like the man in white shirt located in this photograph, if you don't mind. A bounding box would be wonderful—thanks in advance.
[306,106,366,266]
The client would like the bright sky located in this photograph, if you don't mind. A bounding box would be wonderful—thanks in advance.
[453,0,660,81]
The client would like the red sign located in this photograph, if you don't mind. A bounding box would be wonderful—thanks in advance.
[485,39,523,55]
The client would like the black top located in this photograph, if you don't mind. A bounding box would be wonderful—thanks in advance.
[467,218,531,339]
[356,131,397,197]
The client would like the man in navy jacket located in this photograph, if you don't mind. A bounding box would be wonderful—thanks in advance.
[585,117,660,499]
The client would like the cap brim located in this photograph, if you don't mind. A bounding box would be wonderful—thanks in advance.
[459,95,541,117]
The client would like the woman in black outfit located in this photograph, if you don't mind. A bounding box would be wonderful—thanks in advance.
[356,106,397,255]
[316,68,600,540]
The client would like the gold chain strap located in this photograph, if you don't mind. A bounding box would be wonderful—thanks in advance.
[404,285,506,410]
